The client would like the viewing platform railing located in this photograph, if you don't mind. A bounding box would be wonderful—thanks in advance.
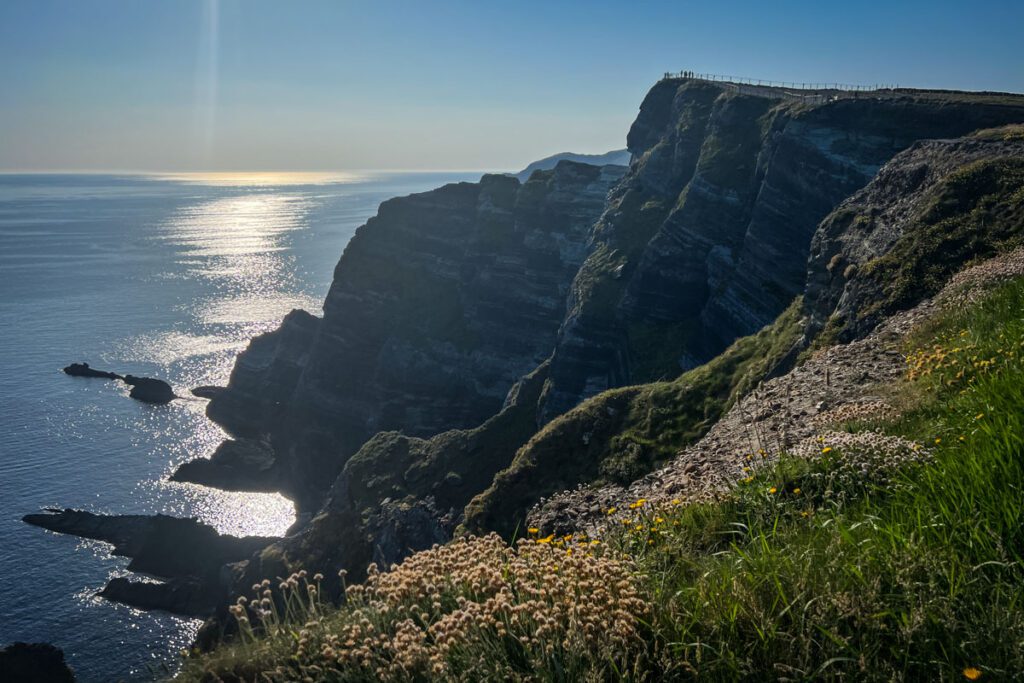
[661,72,900,104]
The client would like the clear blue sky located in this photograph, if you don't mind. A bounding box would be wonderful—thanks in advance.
[1,0,1022,172]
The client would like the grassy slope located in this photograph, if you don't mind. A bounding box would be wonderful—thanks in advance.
[179,275,1024,682]
[462,298,805,537]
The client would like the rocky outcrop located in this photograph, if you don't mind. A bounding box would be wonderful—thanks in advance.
[23,509,275,615]
[171,438,279,492]
[0,643,75,683]
[207,162,626,509]
[803,136,1024,342]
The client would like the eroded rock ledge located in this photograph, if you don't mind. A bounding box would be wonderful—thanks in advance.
[23,509,276,616]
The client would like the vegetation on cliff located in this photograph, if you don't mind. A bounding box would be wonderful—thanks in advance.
[463,298,804,537]
[179,274,1024,681]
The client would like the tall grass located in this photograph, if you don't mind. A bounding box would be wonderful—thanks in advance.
[622,277,1024,680]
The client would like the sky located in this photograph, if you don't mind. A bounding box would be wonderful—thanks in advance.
[1,0,1022,173]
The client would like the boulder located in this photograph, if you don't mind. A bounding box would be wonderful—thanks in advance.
[123,375,175,404]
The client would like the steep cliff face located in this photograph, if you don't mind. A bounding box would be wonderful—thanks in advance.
[539,80,1024,422]
[205,161,626,506]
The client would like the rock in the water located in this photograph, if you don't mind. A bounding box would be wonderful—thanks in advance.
[24,509,278,616]
[0,642,75,683]
[191,385,225,399]
[123,375,175,404]
[23,509,275,579]
[62,362,120,380]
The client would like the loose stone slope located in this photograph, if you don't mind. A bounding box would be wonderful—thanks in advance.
[529,248,1024,536]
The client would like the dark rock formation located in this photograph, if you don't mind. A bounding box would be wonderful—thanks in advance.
[0,642,75,683]
[192,385,225,399]
[62,362,120,380]
[123,375,175,404]
[63,363,176,403]
[207,162,626,509]
[171,438,279,492]
[23,509,276,615]
[23,509,273,578]
[100,577,215,618]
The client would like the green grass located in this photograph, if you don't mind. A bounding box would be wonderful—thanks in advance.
[613,276,1024,679]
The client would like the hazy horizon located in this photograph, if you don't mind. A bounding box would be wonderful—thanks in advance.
[3,0,1023,173]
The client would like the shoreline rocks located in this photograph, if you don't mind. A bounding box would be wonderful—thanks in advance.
[0,642,75,683]
[23,509,278,616]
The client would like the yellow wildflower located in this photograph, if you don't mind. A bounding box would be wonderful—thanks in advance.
[769,487,778,494]
[821,446,833,454]
[527,527,539,535]
[963,667,982,680]
[537,534,554,544]
[792,488,801,495]
[606,507,617,515]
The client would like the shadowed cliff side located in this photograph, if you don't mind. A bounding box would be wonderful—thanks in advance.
[196,162,626,509]
[467,128,1024,536]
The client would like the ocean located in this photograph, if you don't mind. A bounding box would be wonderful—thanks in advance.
[0,171,479,681]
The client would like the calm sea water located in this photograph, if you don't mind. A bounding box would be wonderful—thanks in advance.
[0,171,478,681]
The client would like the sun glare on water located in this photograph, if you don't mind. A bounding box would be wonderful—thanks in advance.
[154,171,369,187]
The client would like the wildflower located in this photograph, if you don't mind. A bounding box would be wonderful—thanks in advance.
[527,527,539,535]
[821,446,833,454]
[313,572,324,582]
[935,437,942,445]
[769,487,778,494]
[792,488,801,495]
[963,667,983,680]
[671,498,681,505]
[606,507,617,515]
[975,413,985,420]
[537,534,554,544]
[654,517,665,524]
